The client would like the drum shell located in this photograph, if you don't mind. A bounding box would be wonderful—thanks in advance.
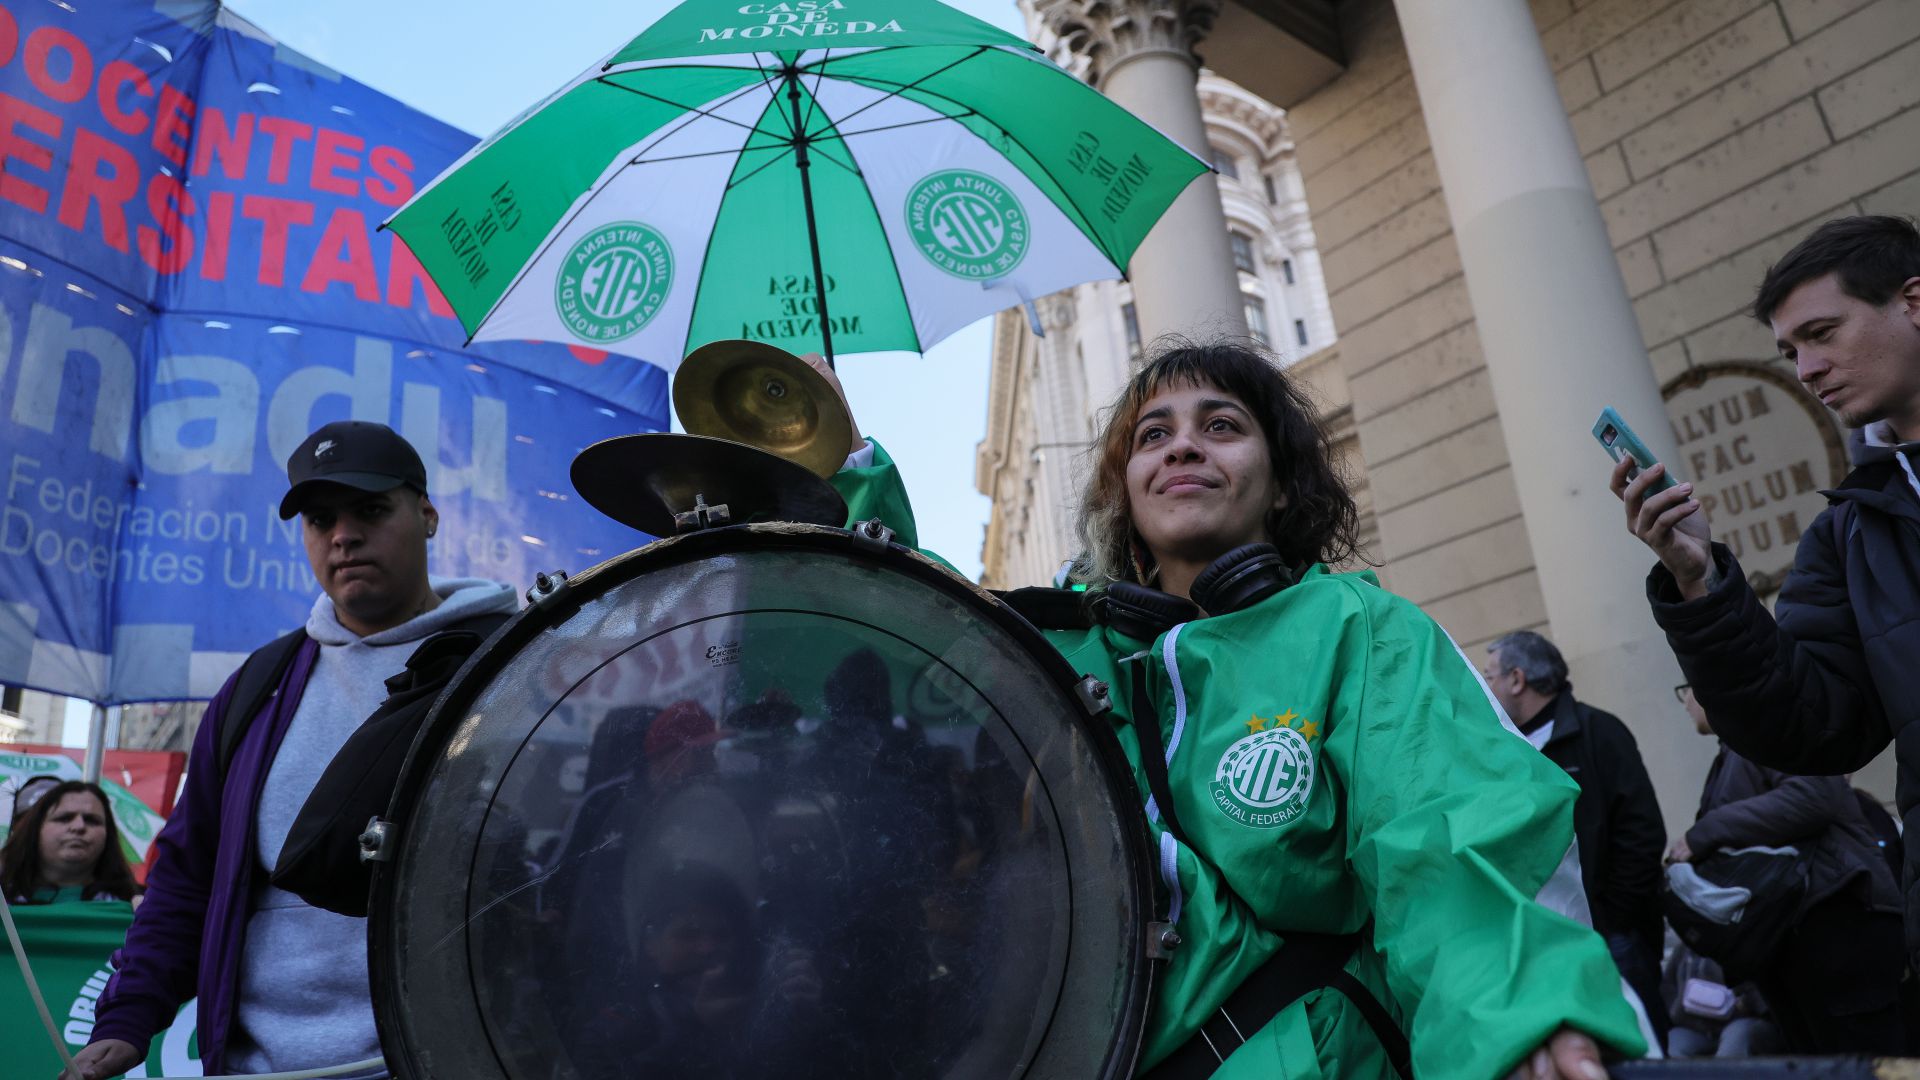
[367,523,1156,1080]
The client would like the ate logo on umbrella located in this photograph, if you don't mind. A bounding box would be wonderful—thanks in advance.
[905,170,1029,280]
[555,222,676,343]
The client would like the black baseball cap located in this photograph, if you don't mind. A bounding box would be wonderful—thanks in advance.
[280,420,429,520]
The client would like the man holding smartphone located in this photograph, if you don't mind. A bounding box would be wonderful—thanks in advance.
[1611,214,1920,1051]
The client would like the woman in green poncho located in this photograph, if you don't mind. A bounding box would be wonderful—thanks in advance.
[816,342,1651,1079]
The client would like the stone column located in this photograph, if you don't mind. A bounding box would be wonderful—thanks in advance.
[1394,0,1712,820]
[1037,0,1248,344]
[1031,293,1088,572]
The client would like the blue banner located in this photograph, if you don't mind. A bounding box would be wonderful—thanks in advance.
[0,0,668,703]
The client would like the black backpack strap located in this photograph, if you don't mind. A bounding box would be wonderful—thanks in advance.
[217,628,308,777]
[1127,657,1193,851]
[1143,927,1412,1080]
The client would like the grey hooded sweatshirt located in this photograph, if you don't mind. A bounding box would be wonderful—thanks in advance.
[227,576,518,1076]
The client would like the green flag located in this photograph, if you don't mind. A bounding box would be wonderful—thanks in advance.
[1,901,199,1077]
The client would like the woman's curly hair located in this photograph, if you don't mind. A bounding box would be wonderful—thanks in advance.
[1073,339,1360,587]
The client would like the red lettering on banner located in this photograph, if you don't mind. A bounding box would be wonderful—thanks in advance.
[240,194,314,286]
[192,107,252,180]
[151,84,193,167]
[311,127,362,197]
[137,173,194,274]
[366,144,414,207]
[96,60,153,137]
[24,26,91,104]
[388,235,454,317]
[201,190,234,281]
[0,7,19,67]
[57,127,137,252]
[0,90,61,213]
[257,115,313,184]
[302,207,377,301]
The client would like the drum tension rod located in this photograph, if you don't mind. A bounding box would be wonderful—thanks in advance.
[1074,676,1113,717]
[359,817,395,864]
[528,569,572,610]
[850,517,895,551]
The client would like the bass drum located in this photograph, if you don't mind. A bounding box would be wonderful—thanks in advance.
[368,523,1155,1080]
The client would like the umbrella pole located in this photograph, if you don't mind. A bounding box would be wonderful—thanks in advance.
[785,70,835,368]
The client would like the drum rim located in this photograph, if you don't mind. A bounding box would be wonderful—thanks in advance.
[367,521,1157,1080]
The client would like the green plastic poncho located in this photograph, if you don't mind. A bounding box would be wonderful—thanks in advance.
[830,442,1649,1078]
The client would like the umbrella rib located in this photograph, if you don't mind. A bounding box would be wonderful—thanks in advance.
[629,142,793,169]
[595,76,769,138]
[827,111,927,354]
[807,141,862,180]
[816,72,1126,270]
[801,46,988,140]
[467,82,774,342]
[801,48,831,135]
[723,143,801,190]
[817,111,979,144]
[746,51,800,140]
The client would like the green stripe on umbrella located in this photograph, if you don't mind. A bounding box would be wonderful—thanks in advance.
[384,0,1207,370]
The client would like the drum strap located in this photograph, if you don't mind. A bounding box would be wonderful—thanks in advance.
[1126,663,1412,1080]
[1142,928,1412,1080]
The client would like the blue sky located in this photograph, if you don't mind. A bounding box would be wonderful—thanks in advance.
[223,0,1037,580]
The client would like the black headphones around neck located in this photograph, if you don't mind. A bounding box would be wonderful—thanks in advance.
[1092,543,1295,640]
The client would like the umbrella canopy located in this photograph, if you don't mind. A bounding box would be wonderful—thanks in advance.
[384,0,1207,370]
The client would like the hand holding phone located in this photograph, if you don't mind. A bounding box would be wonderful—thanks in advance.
[1591,407,1677,492]
[1598,406,1716,598]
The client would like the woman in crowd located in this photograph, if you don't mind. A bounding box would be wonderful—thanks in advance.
[2,779,140,905]
[823,341,1649,1079]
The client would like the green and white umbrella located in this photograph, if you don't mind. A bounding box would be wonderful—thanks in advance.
[385,0,1208,369]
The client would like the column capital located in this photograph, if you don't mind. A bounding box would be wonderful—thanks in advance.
[1033,0,1223,87]
[1036,291,1079,334]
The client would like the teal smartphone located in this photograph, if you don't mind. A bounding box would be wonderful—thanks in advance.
[1592,406,1678,492]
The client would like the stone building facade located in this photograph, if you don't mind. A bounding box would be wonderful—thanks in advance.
[979,0,1915,825]
[0,684,64,745]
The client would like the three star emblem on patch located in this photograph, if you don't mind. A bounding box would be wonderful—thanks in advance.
[1213,707,1320,830]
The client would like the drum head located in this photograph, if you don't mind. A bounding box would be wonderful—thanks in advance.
[370,526,1152,1080]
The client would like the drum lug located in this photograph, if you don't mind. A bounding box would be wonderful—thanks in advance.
[359,817,395,864]
[527,569,571,610]
[1073,675,1112,716]
[1148,921,1181,959]
[673,492,732,533]
[850,517,895,551]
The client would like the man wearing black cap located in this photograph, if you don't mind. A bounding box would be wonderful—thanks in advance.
[74,421,518,1080]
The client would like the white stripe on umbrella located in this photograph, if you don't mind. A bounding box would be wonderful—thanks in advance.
[470,85,769,366]
[815,77,1120,349]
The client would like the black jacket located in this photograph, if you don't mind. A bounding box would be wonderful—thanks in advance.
[1687,744,1899,916]
[1533,692,1666,947]
[1647,451,1920,963]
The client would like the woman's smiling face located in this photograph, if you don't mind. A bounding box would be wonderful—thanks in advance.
[1125,378,1281,573]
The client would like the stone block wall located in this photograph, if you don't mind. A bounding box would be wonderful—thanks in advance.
[1281,0,1920,656]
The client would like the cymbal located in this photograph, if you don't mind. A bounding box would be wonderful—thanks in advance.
[571,433,848,537]
[674,339,854,479]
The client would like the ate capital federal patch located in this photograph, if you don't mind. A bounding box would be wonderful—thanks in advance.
[1210,720,1316,830]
